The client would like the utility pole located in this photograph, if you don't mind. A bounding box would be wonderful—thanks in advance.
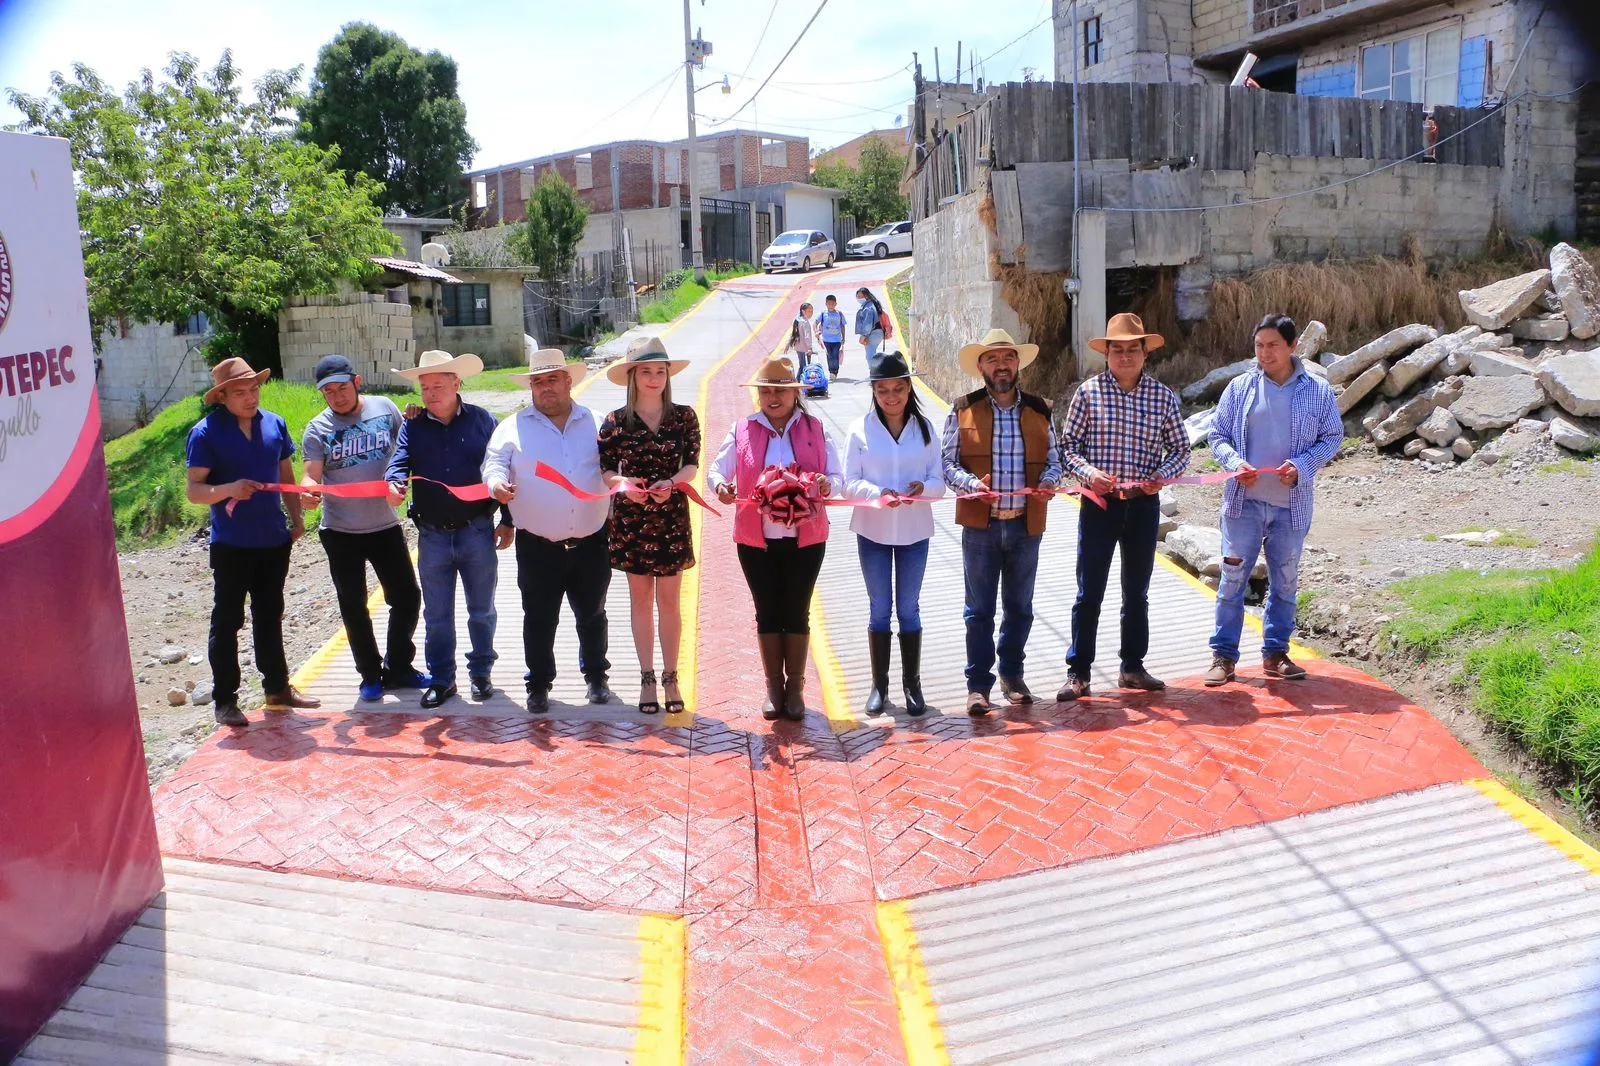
[682,0,708,283]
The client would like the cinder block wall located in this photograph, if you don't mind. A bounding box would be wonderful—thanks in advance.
[96,324,213,438]
[278,295,415,391]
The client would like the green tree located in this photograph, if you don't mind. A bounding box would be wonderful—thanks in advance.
[300,23,477,217]
[813,137,910,228]
[7,51,397,367]
[510,170,590,281]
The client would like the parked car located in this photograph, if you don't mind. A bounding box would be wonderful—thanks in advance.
[845,220,913,259]
[761,230,835,273]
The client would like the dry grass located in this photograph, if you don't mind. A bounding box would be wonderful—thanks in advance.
[998,264,1078,402]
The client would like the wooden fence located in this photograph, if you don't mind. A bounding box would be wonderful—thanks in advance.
[910,99,994,221]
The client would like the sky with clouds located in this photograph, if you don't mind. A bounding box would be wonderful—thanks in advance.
[0,0,1057,172]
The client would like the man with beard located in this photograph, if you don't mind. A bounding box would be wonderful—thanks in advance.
[941,329,1063,716]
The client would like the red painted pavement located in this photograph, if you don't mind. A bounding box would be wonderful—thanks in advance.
[150,277,1488,1064]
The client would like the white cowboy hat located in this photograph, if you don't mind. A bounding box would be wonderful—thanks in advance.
[957,328,1040,379]
[392,349,485,381]
[510,347,587,386]
[604,336,691,386]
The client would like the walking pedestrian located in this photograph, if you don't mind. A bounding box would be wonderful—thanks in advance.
[598,339,700,715]
[185,358,319,727]
[1204,314,1342,686]
[816,294,848,376]
[386,349,515,710]
[789,302,817,370]
[855,287,887,371]
[482,349,614,714]
[843,352,944,716]
[941,329,1063,716]
[707,357,844,721]
[1056,314,1190,701]
[301,355,426,703]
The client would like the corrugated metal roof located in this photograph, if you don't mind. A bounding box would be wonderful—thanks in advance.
[371,256,461,283]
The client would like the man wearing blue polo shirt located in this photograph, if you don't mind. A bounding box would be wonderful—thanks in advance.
[185,358,320,728]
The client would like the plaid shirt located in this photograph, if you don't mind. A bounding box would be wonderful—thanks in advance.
[1059,371,1189,485]
[941,395,1063,513]
[1209,360,1344,529]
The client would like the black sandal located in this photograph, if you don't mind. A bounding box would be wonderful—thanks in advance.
[661,670,685,715]
[638,670,660,715]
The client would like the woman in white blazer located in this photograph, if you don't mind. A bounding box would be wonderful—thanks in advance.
[844,352,945,716]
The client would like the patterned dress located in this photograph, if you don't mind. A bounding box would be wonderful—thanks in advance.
[598,404,701,576]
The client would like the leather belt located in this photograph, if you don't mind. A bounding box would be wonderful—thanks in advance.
[419,518,472,531]
[991,508,1026,520]
[532,533,589,550]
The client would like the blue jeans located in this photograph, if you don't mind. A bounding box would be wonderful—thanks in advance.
[1210,500,1307,661]
[823,341,843,375]
[857,536,930,633]
[1066,494,1160,678]
[962,517,1042,693]
[417,515,500,685]
[863,330,884,371]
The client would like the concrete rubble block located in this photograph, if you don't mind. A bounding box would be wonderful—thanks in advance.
[1180,358,1255,404]
[1416,408,1462,446]
[1158,516,1178,540]
[1449,375,1548,431]
[1536,349,1600,417]
[1371,379,1465,447]
[1336,363,1389,415]
[1327,324,1437,385]
[1403,438,1427,458]
[1549,242,1600,340]
[1441,529,1502,544]
[1158,487,1178,517]
[1458,269,1552,331]
[1163,523,1267,580]
[1452,437,1476,459]
[1304,360,1328,380]
[1419,446,1457,464]
[1319,351,1339,367]
[1550,414,1600,454]
[1469,349,1539,377]
[1184,408,1217,447]
[1292,320,1328,362]
[1382,325,1482,398]
[1361,398,1392,434]
[1509,314,1569,343]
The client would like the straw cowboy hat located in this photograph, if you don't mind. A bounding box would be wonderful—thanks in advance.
[1089,312,1166,355]
[957,328,1039,379]
[605,336,691,386]
[744,356,806,389]
[204,357,270,404]
[393,349,484,381]
[510,347,587,386]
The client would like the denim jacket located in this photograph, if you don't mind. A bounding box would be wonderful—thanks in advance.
[1208,360,1343,530]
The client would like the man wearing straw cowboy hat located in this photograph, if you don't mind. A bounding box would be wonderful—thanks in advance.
[941,328,1064,717]
[482,348,614,714]
[185,357,318,728]
[1056,312,1190,701]
[386,350,515,710]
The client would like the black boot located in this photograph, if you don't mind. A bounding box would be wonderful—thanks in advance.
[758,633,785,720]
[781,633,809,721]
[900,630,926,717]
[865,630,891,715]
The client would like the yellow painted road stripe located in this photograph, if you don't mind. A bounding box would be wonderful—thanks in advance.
[876,900,952,1066]
[287,555,398,692]
[1471,779,1600,875]
[808,585,861,733]
[634,914,687,1066]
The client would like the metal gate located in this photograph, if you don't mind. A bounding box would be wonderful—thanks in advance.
[755,210,773,258]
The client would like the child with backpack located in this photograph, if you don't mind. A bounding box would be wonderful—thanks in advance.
[855,288,892,372]
[815,295,848,376]
[789,303,816,370]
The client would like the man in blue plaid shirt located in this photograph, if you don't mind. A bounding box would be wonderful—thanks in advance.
[1057,314,1190,700]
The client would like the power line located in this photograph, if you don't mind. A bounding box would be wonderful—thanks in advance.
[734,0,783,88]
[708,0,831,128]
[590,64,689,130]
[972,8,1056,75]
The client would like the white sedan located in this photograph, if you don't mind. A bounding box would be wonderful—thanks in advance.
[761,230,836,273]
[845,220,913,259]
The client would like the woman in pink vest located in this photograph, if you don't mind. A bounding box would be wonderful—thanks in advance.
[708,357,844,721]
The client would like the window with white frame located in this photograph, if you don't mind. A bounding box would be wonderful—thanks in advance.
[1360,25,1461,106]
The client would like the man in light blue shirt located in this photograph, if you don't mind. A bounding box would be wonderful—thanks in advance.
[1205,315,1343,686]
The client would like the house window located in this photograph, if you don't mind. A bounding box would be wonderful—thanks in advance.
[574,154,594,191]
[761,138,787,168]
[1083,16,1102,67]
[441,283,491,327]
[175,311,209,336]
[1361,25,1461,106]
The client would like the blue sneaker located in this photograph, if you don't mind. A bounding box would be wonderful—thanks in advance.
[384,668,431,690]
[358,678,384,702]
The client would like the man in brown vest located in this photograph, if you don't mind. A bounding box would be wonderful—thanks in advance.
[940,329,1063,715]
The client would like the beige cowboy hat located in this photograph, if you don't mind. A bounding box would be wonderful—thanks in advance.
[604,336,691,386]
[510,347,587,386]
[204,357,271,404]
[743,356,806,389]
[393,348,484,381]
[957,328,1039,379]
[1089,312,1166,355]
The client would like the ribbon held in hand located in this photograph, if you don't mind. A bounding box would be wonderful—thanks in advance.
[532,461,725,517]
[224,475,493,515]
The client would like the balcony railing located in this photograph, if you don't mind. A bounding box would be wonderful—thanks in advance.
[1251,0,1358,34]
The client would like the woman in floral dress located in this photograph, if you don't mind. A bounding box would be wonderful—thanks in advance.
[598,338,699,714]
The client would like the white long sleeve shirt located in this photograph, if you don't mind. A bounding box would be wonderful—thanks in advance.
[843,412,946,546]
[481,403,609,540]
[708,412,844,540]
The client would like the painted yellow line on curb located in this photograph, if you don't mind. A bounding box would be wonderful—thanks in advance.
[876,900,952,1066]
[287,556,396,692]
[808,585,861,733]
[1472,778,1600,876]
[634,914,687,1066]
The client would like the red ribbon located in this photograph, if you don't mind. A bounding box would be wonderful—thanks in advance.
[532,461,725,517]
[224,475,491,515]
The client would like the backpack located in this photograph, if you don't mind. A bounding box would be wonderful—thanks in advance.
[799,360,830,396]
[879,309,895,339]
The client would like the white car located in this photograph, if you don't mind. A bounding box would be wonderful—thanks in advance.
[761,230,835,273]
[845,220,913,259]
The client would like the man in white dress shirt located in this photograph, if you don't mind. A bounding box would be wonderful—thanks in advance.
[483,349,613,714]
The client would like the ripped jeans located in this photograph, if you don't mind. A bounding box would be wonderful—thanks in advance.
[1209,499,1308,662]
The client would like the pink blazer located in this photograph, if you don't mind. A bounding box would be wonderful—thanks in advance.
[732,413,831,548]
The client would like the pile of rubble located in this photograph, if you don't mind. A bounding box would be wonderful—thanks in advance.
[1182,242,1600,467]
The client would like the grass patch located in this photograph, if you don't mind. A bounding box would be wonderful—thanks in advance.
[1195,456,1222,474]
[1296,589,1318,613]
[1539,457,1595,477]
[1490,529,1539,549]
[706,263,759,282]
[1387,544,1600,815]
[1422,533,1439,542]
[889,272,913,354]
[640,280,709,324]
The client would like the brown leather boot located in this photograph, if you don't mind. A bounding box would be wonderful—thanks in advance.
[263,685,321,710]
[758,633,785,720]
[1263,652,1307,680]
[1204,656,1236,687]
[781,633,809,721]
